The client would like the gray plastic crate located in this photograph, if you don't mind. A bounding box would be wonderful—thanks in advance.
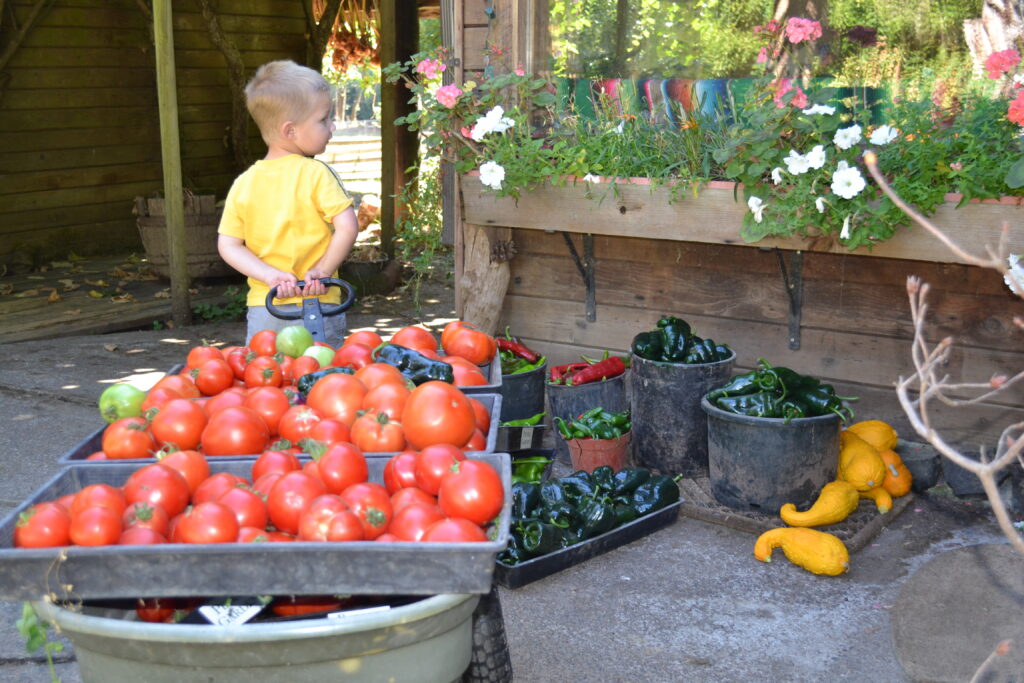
[0,453,511,601]
[458,354,503,394]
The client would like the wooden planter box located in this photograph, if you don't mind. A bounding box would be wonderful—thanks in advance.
[459,175,1024,450]
[134,194,234,280]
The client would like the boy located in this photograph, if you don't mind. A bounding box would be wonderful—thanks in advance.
[218,60,359,346]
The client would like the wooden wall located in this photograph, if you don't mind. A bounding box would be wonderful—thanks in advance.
[497,229,1024,452]
[0,0,305,269]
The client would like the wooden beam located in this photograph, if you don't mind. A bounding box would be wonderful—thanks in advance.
[153,0,191,325]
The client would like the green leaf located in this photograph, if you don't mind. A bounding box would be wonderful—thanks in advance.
[533,92,557,107]
[1006,158,1024,189]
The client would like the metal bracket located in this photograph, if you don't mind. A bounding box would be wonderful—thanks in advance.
[775,249,804,350]
[561,232,597,322]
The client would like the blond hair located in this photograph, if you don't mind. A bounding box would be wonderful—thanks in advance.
[245,60,331,142]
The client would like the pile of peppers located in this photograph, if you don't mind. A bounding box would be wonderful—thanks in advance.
[706,358,858,423]
[498,329,546,376]
[498,466,681,565]
[553,407,631,441]
[631,316,732,365]
[548,352,627,386]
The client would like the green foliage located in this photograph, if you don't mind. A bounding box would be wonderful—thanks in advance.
[394,154,452,306]
[691,0,775,77]
[192,286,246,323]
[17,602,62,682]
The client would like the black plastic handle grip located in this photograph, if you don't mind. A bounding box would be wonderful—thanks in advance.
[264,277,356,320]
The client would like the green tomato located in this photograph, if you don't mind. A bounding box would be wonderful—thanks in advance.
[276,325,315,358]
[302,345,336,368]
[98,384,147,424]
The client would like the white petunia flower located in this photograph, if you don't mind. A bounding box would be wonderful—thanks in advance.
[747,196,766,223]
[869,125,898,145]
[802,104,836,116]
[479,160,505,190]
[806,144,827,169]
[832,164,866,199]
[840,215,852,240]
[614,121,625,134]
[815,197,826,213]
[783,149,811,175]
[771,167,783,185]
[833,124,862,150]
[470,106,514,141]
[582,173,602,183]
[1005,254,1024,295]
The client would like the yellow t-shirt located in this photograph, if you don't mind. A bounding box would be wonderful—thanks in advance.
[218,155,353,306]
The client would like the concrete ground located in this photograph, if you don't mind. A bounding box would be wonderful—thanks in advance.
[0,276,1019,682]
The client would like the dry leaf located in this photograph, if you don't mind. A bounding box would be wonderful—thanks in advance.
[189,288,199,295]
[0,284,14,296]
[85,279,108,287]
[136,271,160,281]
[51,261,72,269]
[58,279,79,292]
[47,289,61,303]
[153,290,171,299]
[110,267,131,279]
[110,293,137,304]
[104,344,118,352]
[88,290,105,298]
[14,288,40,298]
[26,275,44,280]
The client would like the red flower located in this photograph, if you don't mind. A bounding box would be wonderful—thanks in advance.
[1008,90,1024,126]
[985,49,1021,80]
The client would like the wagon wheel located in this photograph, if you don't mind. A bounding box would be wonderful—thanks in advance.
[462,584,513,682]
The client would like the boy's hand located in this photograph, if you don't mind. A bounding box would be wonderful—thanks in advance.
[267,271,300,300]
[301,269,329,297]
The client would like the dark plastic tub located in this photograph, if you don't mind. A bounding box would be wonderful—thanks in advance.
[497,360,547,422]
[631,351,735,477]
[61,393,503,463]
[494,501,681,589]
[0,453,511,601]
[702,397,840,512]
[546,372,628,466]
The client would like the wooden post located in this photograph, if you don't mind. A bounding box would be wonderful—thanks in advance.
[153,0,191,325]
[379,0,419,259]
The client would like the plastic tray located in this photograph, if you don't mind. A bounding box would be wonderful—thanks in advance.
[0,454,511,601]
[494,500,682,589]
[60,393,503,463]
[458,354,503,394]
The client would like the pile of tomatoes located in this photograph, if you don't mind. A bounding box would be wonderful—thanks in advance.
[15,440,504,549]
[92,322,498,460]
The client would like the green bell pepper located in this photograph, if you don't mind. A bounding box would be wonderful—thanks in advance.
[631,475,681,516]
[656,316,692,362]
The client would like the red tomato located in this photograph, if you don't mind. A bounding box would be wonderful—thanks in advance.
[141,386,182,414]
[118,526,167,545]
[252,450,301,481]
[252,472,284,499]
[331,342,374,370]
[85,451,108,460]
[443,355,489,387]
[326,509,365,541]
[155,449,210,495]
[151,373,201,400]
[200,406,269,456]
[203,386,248,416]
[186,345,224,369]
[414,444,467,495]
[71,483,127,517]
[306,373,367,426]
[237,526,273,543]
[149,398,208,451]
[14,502,71,548]
[226,347,251,380]
[314,442,369,494]
[124,463,191,517]
[389,326,439,355]
[308,418,351,445]
[468,397,491,434]
[362,382,410,421]
[440,321,497,365]
[270,595,347,617]
[438,459,504,526]
[401,381,477,450]
[277,405,325,444]
[463,428,487,451]
[244,386,292,436]
[375,532,400,542]
[266,471,327,535]
[353,363,407,393]
[192,358,234,396]
[291,355,321,382]
[244,355,283,388]
[249,330,278,357]
[135,597,178,623]
[192,472,249,505]
[102,416,157,460]
[339,482,392,540]
[122,501,171,536]
[70,506,123,546]
[278,356,295,385]
[217,486,268,529]
[176,502,239,544]
[297,494,351,541]
[383,451,420,494]
[420,517,488,542]
[350,410,406,453]
[390,486,437,512]
[343,330,384,349]
[389,501,446,542]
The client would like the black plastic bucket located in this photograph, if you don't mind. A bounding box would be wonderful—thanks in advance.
[631,351,735,477]
[702,397,839,512]
[546,372,628,465]
[498,360,547,422]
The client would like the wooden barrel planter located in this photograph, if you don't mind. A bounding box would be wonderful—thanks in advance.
[134,194,234,280]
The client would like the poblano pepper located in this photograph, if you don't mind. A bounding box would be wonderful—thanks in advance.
[559,471,596,501]
[631,330,664,361]
[296,366,354,397]
[706,370,759,400]
[510,482,540,520]
[656,316,692,362]
[539,480,568,508]
[612,467,651,496]
[541,501,577,528]
[574,498,617,539]
[589,466,616,493]
[374,344,455,385]
[519,520,566,556]
[714,390,781,418]
[631,475,681,516]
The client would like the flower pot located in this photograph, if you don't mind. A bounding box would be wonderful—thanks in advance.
[566,431,632,473]
[546,372,629,466]
[134,194,234,280]
[702,397,840,512]
[340,257,401,296]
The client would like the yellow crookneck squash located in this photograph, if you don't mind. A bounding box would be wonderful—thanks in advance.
[858,486,893,513]
[845,419,899,451]
[878,448,913,498]
[779,481,860,527]
[838,434,887,491]
[753,527,850,576]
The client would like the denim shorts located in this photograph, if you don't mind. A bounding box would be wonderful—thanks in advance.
[246,305,347,348]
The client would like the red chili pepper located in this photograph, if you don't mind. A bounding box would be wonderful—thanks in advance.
[496,337,541,363]
[550,362,588,384]
[566,356,626,386]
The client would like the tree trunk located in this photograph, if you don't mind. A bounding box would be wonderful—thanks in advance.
[965,1,1024,76]
[306,0,344,69]
[198,0,251,173]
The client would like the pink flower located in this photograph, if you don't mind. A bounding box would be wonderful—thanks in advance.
[435,84,462,108]
[790,87,808,109]
[415,58,445,79]
[514,66,525,76]
[986,49,1021,80]
[785,17,822,44]
[756,47,768,64]
[460,126,472,138]
[1008,90,1024,126]
[766,20,779,33]
[772,78,808,109]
